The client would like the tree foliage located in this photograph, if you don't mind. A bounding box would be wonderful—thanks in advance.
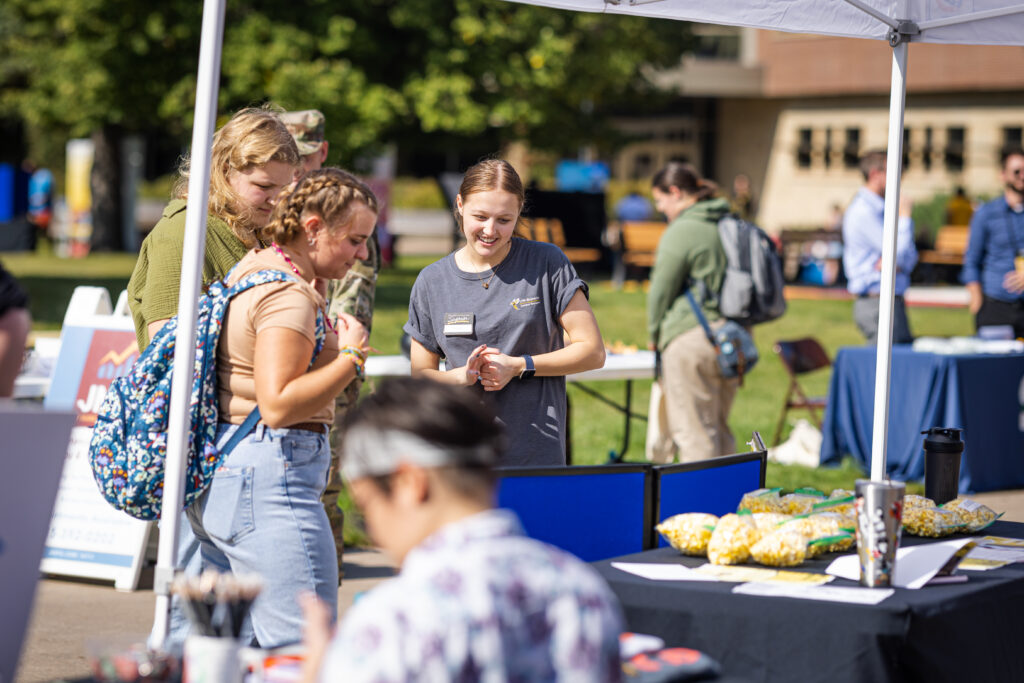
[2,0,691,168]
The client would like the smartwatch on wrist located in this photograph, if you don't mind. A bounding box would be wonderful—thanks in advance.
[519,354,535,380]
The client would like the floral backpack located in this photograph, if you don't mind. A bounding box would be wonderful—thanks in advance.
[88,266,325,521]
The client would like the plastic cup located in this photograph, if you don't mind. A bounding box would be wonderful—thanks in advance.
[183,635,242,683]
[854,479,905,588]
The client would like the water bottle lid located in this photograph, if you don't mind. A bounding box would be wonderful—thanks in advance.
[921,427,964,453]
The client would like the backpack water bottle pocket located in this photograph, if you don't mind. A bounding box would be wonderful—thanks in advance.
[200,465,255,544]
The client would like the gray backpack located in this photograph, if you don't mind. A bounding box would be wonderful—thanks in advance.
[717,214,787,325]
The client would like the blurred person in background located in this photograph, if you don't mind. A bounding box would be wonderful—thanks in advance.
[647,162,737,462]
[945,186,974,226]
[841,149,917,345]
[0,263,30,397]
[301,377,624,682]
[963,147,1024,338]
[282,108,381,582]
[614,189,654,223]
[730,173,756,221]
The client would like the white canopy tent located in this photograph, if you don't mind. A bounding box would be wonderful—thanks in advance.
[151,0,1024,645]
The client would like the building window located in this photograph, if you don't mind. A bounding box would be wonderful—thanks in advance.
[945,126,965,171]
[824,128,833,169]
[1003,127,1022,155]
[843,128,861,169]
[922,127,933,172]
[797,128,813,168]
[903,127,911,170]
[631,154,653,180]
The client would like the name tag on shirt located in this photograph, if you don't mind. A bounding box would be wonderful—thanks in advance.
[443,312,474,336]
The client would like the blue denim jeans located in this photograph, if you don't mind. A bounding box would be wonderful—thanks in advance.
[177,422,337,647]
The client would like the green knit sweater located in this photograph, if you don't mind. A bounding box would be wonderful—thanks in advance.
[127,199,249,348]
[647,197,730,351]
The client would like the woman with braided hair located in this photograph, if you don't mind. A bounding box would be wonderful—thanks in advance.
[183,168,376,647]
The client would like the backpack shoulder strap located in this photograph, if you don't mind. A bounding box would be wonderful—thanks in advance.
[685,288,717,347]
[219,268,327,364]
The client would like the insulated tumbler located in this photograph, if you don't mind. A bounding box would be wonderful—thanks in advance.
[855,479,905,588]
[922,427,964,505]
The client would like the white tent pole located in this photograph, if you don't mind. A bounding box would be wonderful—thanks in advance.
[150,0,227,649]
[869,38,909,482]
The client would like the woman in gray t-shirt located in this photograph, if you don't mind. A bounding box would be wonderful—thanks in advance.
[404,160,606,465]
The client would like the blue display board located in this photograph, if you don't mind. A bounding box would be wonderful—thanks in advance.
[497,464,651,562]
[654,452,766,547]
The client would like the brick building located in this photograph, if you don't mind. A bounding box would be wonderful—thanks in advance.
[612,27,1024,234]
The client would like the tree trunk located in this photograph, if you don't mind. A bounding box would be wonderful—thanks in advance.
[89,125,123,252]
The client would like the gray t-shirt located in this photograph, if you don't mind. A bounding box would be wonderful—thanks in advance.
[404,238,588,466]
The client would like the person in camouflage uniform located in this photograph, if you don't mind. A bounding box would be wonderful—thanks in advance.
[283,109,380,581]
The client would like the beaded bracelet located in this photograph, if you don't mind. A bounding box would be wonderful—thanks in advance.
[339,346,367,379]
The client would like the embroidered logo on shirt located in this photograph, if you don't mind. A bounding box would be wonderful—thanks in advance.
[510,297,541,311]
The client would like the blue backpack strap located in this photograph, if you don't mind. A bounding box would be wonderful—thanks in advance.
[685,288,717,347]
[217,407,262,458]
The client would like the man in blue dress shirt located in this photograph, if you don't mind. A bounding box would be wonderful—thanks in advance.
[842,150,918,344]
[962,147,1024,338]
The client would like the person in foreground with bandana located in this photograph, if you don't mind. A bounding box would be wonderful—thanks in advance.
[300,377,624,682]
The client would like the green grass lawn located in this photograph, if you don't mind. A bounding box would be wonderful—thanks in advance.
[4,249,956,542]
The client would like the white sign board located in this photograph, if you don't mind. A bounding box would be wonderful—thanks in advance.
[0,405,76,683]
[41,286,153,590]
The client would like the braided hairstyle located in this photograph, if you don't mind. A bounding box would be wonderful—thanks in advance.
[261,167,379,245]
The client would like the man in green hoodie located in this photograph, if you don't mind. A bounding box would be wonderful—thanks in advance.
[647,162,739,463]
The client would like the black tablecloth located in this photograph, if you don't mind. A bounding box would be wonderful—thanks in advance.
[594,520,1024,683]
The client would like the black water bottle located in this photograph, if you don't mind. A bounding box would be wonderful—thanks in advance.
[922,427,964,505]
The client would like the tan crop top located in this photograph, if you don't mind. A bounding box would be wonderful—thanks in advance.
[216,248,339,424]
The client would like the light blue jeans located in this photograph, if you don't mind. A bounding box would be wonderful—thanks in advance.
[173,422,337,648]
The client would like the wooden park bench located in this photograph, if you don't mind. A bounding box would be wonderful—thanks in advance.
[620,221,667,270]
[524,217,603,265]
[919,224,970,266]
[917,224,970,282]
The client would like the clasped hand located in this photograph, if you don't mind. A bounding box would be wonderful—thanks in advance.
[462,344,520,391]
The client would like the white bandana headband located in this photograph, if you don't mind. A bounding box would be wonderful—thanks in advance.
[341,426,497,481]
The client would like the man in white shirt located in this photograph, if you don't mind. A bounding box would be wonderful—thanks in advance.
[842,150,918,344]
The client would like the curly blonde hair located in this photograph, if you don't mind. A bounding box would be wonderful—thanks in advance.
[261,168,379,246]
[173,106,300,246]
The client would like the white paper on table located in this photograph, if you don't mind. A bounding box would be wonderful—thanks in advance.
[825,538,975,589]
[733,581,894,605]
[967,546,1024,563]
[611,562,720,582]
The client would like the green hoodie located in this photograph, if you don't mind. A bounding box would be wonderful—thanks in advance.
[647,197,730,350]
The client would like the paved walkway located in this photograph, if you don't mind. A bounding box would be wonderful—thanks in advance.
[15,549,397,683]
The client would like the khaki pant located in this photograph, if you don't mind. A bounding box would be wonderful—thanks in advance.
[656,324,739,463]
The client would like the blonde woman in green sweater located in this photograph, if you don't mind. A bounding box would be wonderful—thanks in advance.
[648,162,738,463]
[127,107,300,349]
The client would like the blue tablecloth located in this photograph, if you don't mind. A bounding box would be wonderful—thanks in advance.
[820,345,1024,492]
